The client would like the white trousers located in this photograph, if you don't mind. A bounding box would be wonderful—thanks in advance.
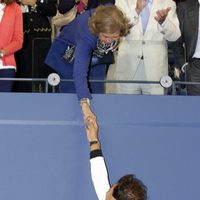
[115,59,164,95]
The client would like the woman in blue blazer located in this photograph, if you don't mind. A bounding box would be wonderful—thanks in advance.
[45,5,130,122]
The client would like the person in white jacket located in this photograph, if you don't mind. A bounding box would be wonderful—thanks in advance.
[85,121,147,200]
[106,0,181,95]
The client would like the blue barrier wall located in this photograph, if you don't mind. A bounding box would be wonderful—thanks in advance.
[0,93,200,200]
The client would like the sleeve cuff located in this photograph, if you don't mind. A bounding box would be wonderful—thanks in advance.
[90,149,103,159]
[157,19,168,33]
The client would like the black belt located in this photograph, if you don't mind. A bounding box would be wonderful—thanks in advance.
[141,55,144,60]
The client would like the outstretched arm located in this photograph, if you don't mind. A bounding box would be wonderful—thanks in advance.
[80,99,96,125]
[85,121,110,200]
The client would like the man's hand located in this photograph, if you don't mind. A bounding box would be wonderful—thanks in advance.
[174,67,181,79]
[136,0,146,15]
[81,102,96,124]
[85,120,99,143]
[154,7,171,25]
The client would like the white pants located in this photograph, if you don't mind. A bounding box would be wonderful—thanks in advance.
[115,59,164,95]
[106,60,164,95]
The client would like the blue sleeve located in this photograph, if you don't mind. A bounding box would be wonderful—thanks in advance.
[73,33,96,100]
[60,10,97,100]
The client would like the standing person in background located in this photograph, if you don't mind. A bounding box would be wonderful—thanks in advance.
[106,0,180,95]
[45,5,131,123]
[14,0,57,92]
[58,0,115,15]
[173,0,200,95]
[85,121,147,200]
[0,0,23,92]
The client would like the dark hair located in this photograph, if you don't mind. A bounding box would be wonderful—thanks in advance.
[1,0,16,5]
[112,174,147,200]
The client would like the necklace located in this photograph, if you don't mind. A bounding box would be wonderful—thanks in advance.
[94,39,118,58]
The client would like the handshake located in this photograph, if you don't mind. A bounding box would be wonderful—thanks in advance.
[85,120,100,149]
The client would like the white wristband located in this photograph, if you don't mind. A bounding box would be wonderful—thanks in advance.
[80,98,90,106]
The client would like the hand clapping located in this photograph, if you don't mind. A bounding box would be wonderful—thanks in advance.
[154,7,171,25]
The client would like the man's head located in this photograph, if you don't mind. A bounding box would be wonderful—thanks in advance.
[106,174,147,200]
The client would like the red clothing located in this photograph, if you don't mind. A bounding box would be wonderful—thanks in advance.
[0,2,23,68]
[77,0,87,14]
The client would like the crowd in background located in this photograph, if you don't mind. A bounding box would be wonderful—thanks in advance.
[0,0,199,96]
[1,2,199,199]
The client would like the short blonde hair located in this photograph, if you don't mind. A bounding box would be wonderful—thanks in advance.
[89,5,131,37]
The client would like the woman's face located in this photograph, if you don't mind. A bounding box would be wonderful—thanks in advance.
[99,32,120,44]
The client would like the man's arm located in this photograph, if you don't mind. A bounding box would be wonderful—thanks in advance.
[85,122,110,200]
[171,38,186,70]
[170,4,186,70]
[155,0,181,41]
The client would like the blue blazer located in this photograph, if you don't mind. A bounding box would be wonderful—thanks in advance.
[45,10,97,100]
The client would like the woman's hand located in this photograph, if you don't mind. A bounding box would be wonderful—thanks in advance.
[81,101,96,124]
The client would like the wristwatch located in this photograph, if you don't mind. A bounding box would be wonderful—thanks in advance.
[90,141,99,146]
